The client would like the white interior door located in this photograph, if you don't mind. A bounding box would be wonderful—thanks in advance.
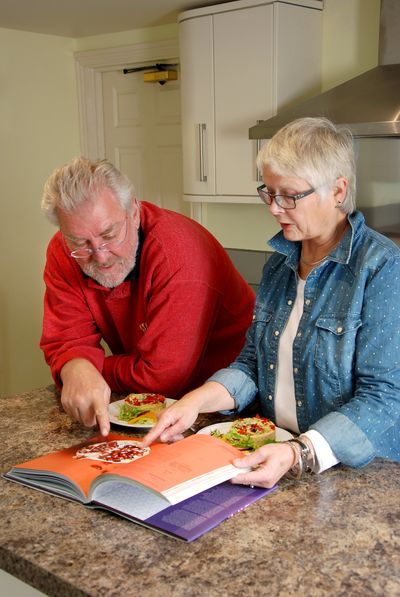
[102,68,186,215]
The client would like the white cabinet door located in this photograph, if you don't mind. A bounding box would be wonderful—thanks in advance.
[214,4,274,196]
[180,15,216,196]
[179,0,322,202]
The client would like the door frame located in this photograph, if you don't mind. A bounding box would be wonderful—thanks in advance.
[74,39,180,159]
[74,39,202,223]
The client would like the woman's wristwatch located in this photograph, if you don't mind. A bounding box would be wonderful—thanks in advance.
[285,436,316,479]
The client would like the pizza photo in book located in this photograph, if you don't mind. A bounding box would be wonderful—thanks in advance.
[3,433,275,541]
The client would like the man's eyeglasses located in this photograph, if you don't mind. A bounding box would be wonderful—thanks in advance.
[257,184,316,210]
[65,215,129,259]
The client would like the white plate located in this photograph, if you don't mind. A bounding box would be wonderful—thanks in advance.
[109,398,176,429]
[197,421,293,442]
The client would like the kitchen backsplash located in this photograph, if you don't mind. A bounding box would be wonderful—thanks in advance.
[226,248,271,292]
[362,204,400,244]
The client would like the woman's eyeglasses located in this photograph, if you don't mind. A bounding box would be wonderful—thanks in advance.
[257,184,316,209]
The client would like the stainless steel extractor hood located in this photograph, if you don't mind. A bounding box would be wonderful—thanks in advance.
[250,0,400,139]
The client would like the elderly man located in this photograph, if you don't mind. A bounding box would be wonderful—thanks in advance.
[40,157,255,436]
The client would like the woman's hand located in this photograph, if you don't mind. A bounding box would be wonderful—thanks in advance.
[232,442,295,488]
[142,396,200,445]
[143,381,235,446]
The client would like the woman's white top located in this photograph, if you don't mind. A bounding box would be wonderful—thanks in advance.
[275,278,339,473]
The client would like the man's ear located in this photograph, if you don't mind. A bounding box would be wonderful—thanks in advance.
[131,198,141,228]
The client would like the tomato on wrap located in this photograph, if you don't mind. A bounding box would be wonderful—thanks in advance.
[118,393,166,422]
[211,416,276,450]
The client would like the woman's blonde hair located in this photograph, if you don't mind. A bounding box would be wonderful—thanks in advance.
[256,117,356,213]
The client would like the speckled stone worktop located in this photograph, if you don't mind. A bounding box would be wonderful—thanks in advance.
[1,386,399,597]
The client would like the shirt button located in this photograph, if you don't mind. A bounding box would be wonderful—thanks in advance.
[269,363,274,370]
[297,331,302,337]
[305,299,311,306]
[297,400,302,407]
[293,367,298,374]
[287,300,293,305]
[274,330,280,336]
[337,326,343,333]
[252,314,256,320]
[268,395,273,401]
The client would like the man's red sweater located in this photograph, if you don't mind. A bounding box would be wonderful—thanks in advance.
[40,202,255,397]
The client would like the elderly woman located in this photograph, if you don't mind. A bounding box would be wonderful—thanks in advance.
[144,117,400,487]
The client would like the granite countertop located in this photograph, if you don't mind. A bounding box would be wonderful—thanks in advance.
[1,386,399,597]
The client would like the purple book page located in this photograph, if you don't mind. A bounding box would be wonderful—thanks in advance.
[143,481,275,541]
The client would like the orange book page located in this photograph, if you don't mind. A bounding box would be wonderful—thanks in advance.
[13,434,136,498]
[14,433,244,498]
[112,434,244,493]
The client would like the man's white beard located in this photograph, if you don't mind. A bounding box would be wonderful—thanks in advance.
[80,250,136,288]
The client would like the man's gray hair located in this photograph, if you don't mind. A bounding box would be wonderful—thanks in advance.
[256,117,357,214]
[41,157,134,224]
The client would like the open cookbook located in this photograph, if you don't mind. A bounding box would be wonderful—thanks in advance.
[3,433,274,541]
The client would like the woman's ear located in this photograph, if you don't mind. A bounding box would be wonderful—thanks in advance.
[334,177,348,206]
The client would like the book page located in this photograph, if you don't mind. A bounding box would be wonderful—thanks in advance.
[93,481,273,542]
[93,481,170,519]
[106,434,245,498]
[11,433,245,501]
[11,434,133,498]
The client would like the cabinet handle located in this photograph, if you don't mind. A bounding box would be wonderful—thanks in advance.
[198,123,207,182]
[256,120,263,182]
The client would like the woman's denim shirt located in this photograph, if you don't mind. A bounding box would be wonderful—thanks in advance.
[210,211,400,468]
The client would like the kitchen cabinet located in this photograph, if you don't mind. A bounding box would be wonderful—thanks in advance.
[179,0,323,203]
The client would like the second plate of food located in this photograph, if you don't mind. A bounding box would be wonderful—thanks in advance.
[197,421,293,444]
[109,397,176,429]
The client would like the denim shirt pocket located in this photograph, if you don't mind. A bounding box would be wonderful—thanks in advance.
[252,304,273,349]
[314,315,362,406]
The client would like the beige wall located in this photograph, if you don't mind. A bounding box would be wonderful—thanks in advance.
[0,0,385,396]
[0,24,181,397]
[74,23,178,52]
[0,28,80,396]
[321,0,380,90]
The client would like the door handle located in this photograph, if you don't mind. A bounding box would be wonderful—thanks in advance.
[198,123,207,182]
[256,120,263,182]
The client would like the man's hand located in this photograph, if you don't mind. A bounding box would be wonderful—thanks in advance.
[60,359,111,436]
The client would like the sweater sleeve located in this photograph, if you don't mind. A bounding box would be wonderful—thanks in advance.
[102,278,223,397]
[40,237,105,386]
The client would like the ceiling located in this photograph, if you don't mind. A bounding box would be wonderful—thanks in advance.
[0,0,233,38]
